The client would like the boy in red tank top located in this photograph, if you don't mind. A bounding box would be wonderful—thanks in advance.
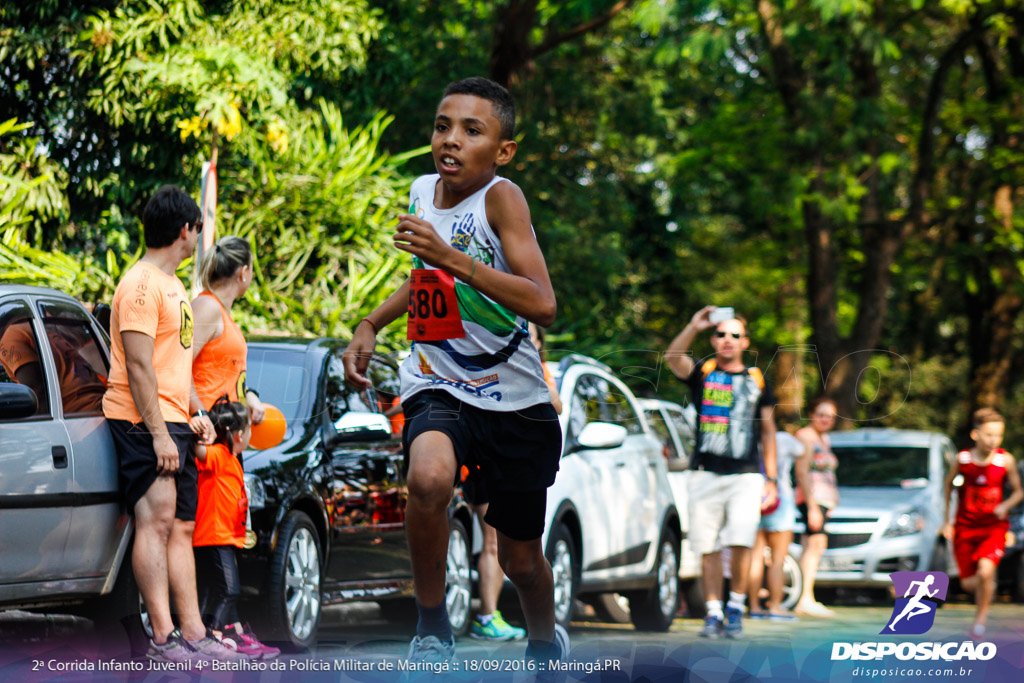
[942,408,1023,639]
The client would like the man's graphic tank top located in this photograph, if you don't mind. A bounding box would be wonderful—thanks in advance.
[398,175,551,411]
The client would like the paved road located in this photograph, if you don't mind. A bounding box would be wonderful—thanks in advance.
[1,600,1022,681]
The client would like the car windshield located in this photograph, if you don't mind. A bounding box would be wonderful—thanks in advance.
[831,445,929,487]
[246,347,309,423]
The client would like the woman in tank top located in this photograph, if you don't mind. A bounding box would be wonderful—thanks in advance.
[190,236,265,424]
[793,396,839,617]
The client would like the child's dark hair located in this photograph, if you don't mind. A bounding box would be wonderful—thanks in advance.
[442,77,516,140]
[143,185,201,249]
[209,398,250,447]
[973,407,1004,429]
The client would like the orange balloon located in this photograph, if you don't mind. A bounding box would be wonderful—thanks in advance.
[249,403,286,450]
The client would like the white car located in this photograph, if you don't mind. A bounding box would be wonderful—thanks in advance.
[541,356,682,631]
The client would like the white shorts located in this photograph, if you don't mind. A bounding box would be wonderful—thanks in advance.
[687,470,764,555]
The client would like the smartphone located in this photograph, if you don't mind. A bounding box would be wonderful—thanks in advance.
[709,307,735,324]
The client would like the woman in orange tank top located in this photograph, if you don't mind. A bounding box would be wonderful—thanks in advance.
[190,236,265,425]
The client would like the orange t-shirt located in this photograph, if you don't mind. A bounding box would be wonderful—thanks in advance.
[192,292,248,410]
[193,443,248,548]
[102,261,194,423]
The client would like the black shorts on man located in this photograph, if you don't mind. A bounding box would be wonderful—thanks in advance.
[402,389,561,541]
[107,419,198,521]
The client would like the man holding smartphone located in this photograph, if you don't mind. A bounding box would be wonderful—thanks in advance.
[665,306,778,640]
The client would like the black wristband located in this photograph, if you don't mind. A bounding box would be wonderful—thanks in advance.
[765,477,778,484]
[191,409,208,419]
[246,388,260,399]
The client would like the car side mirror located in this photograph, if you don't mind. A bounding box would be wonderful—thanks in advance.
[0,383,38,420]
[326,412,391,448]
[571,422,628,452]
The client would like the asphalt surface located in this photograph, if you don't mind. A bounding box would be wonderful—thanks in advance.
[1,597,1022,681]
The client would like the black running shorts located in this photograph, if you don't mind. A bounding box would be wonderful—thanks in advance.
[108,419,198,521]
[402,390,562,541]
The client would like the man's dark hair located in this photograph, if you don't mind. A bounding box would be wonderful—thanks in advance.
[442,77,516,140]
[142,185,201,249]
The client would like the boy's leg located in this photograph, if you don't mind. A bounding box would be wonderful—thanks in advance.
[406,431,458,627]
[973,558,997,628]
[495,531,554,643]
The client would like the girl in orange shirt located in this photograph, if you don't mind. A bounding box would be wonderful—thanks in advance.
[193,399,279,659]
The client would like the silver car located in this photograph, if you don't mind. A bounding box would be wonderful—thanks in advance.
[793,428,955,587]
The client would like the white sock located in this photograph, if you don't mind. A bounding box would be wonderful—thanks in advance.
[706,600,724,620]
[727,592,747,611]
[477,613,494,626]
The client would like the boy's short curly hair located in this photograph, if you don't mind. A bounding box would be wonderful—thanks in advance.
[442,77,516,140]
[972,407,1004,429]
[209,398,250,447]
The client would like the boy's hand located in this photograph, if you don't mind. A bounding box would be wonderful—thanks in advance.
[394,214,454,268]
[994,502,1010,520]
[343,325,376,389]
[941,523,954,541]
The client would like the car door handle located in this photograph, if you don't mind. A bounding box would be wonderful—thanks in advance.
[52,445,68,469]
[615,462,627,468]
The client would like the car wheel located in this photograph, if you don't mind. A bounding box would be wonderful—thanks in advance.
[592,593,631,624]
[545,521,580,629]
[265,511,322,650]
[628,527,680,631]
[679,577,706,618]
[1012,555,1024,604]
[780,550,803,611]
[446,517,472,636]
[82,541,149,657]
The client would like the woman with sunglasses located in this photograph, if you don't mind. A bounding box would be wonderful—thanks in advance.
[793,396,840,617]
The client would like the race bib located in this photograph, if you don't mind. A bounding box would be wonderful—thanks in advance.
[407,269,464,341]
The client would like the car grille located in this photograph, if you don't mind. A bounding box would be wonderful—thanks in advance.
[827,533,873,549]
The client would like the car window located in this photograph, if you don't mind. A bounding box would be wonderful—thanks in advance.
[0,300,50,417]
[665,407,695,455]
[325,353,375,423]
[37,299,108,416]
[569,373,642,437]
[606,383,643,435]
[645,409,678,459]
[246,347,308,423]
[830,446,929,486]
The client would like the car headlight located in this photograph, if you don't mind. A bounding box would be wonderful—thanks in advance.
[244,473,266,510]
[883,508,925,537]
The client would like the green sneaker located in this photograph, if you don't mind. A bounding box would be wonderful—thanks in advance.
[470,610,526,641]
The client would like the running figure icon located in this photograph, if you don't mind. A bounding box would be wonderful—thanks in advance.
[887,575,939,632]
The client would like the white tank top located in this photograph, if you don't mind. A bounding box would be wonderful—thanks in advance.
[398,174,551,411]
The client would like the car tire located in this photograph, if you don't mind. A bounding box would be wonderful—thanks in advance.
[545,521,580,630]
[592,593,631,624]
[82,541,150,657]
[780,550,803,611]
[679,577,706,618]
[446,517,472,636]
[1012,555,1024,604]
[627,527,680,631]
[265,511,322,651]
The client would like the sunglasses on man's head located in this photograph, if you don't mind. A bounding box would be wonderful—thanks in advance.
[190,219,204,234]
[714,331,744,339]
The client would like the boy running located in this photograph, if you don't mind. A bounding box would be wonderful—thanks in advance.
[343,77,565,666]
[942,408,1023,639]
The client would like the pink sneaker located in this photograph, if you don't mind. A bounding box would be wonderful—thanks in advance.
[230,623,280,660]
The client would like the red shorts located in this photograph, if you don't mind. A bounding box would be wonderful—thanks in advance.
[953,524,1008,579]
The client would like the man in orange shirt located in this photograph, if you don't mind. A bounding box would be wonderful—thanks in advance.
[102,186,238,663]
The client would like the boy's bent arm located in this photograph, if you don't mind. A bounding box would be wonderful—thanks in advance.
[343,280,410,388]
[941,458,960,538]
[998,453,1023,517]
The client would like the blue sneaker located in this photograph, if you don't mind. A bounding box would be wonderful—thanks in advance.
[470,610,527,641]
[724,606,743,639]
[699,615,724,638]
[400,635,455,682]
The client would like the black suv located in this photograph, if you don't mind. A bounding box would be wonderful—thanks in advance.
[241,339,474,649]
